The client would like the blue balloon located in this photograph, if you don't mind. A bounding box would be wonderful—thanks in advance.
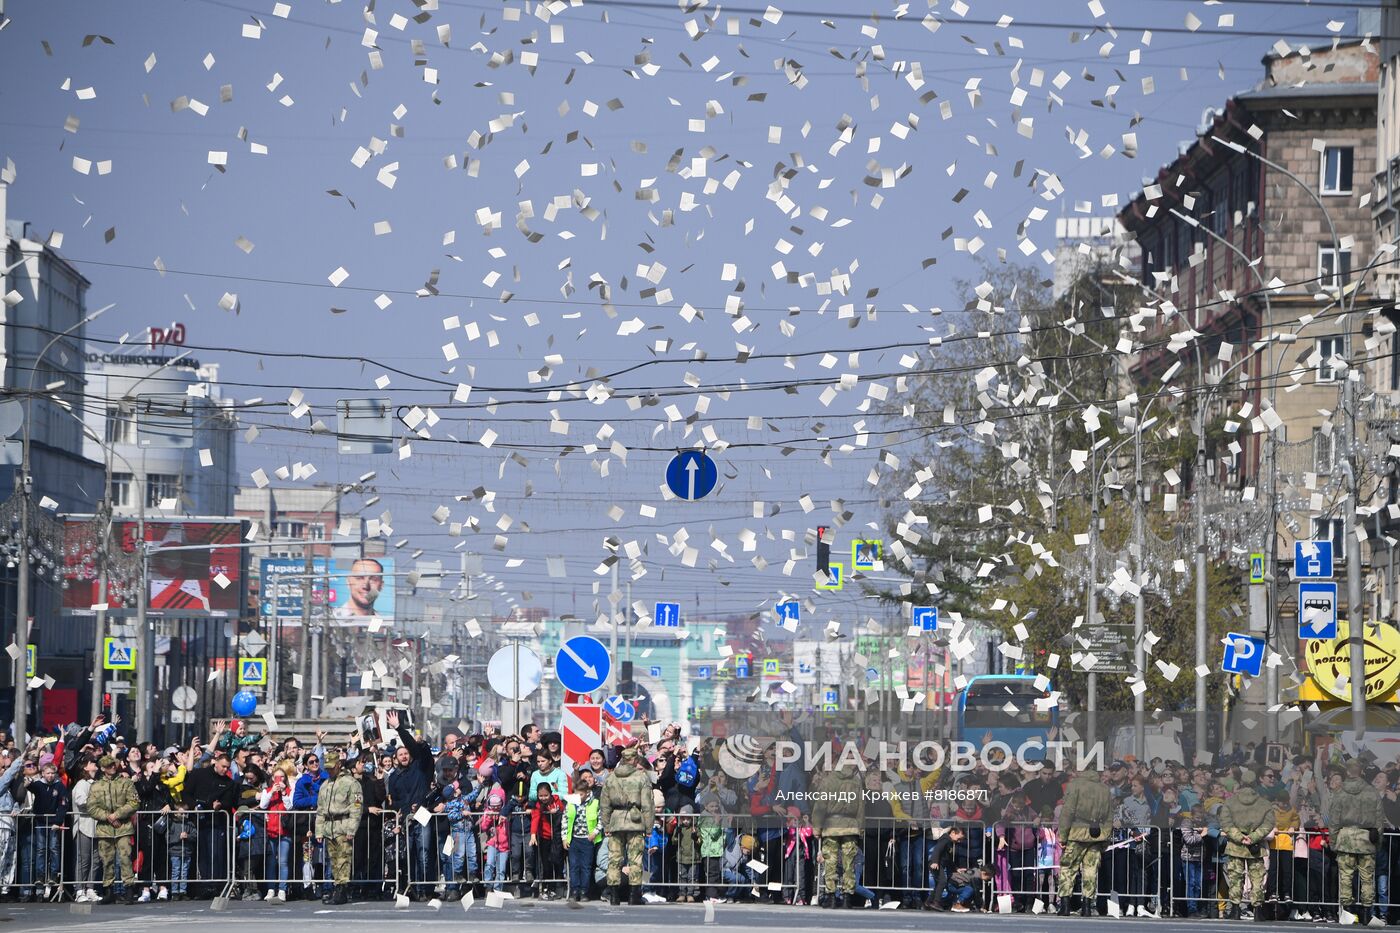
[230,690,257,718]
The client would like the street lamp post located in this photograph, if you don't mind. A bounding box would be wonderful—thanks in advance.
[1211,139,1367,737]
[13,303,110,745]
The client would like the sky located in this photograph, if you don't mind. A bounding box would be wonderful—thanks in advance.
[0,0,1373,627]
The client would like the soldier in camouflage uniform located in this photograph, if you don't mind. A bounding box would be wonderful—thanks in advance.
[1056,767,1113,916]
[811,756,865,908]
[599,746,653,906]
[1328,758,1386,926]
[1220,768,1275,920]
[316,750,364,906]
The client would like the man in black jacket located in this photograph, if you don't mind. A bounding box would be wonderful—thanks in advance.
[185,755,237,896]
[384,711,435,900]
[925,826,967,910]
[352,754,388,899]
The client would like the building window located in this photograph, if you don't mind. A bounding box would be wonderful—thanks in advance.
[111,472,134,508]
[1312,427,1337,473]
[307,523,325,541]
[1316,335,1345,383]
[104,407,136,445]
[274,520,307,540]
[145,473,180,509]
[1320,246,1352,289]
[1321,146,1354,195]
[1313,517,1346,560]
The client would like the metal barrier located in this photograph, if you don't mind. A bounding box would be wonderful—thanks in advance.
[0,812,68,901]
[8,795,1396,915]
[220,808,404,900]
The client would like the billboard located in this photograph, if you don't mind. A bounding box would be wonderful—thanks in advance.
[259,556,395,627]
[63,520,246,616]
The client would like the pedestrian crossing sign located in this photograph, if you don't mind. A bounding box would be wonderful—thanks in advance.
[103,638,136,671]
[238,658,267,686]
[1250,553,1265,585]
[763,658,780,676]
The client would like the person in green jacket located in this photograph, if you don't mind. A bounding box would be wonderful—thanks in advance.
[1328,759,1386,926]
[698,798,727,901]
[600,746,654,905]
[316,751,364,906]
[674,804,703,902]
[1055,767,1113,916]
[1221,768,1276,921]
[86,755,141,904]
[811,756,864,909]
[564,768,602,902]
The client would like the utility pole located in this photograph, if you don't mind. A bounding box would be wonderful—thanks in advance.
[1194,416,1209,760]
[296,547,312,719]
[136,450,151,743]
[1346,348,1367,736]
[1132,413,1146,762]
[609,555,619,694]
[1086,443,1099,748]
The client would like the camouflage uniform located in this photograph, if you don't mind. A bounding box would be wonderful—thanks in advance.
[86,757,140,893]
[810,764,864,897]
[317,752,364,900]
[1328,761,1384,912]
[1220,769,1274,912]
[1056,772,1113,913]
[599,747,653,902]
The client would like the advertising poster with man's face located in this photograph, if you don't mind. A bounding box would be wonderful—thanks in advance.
[328,556,395,625]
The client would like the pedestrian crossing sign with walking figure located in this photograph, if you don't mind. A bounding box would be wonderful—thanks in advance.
[238,657,267,686]
[103,638,136,671]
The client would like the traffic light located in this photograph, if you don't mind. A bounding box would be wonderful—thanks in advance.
[817,526,830,575]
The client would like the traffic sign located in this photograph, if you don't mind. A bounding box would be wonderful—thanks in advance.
[816,563,843,590]
[649,665,662,678]
[665,450,718,501]
[654,602,680,628]
[865,667,880,683]
[170,710,196,725]
[851,539,882,571]
[1250,554,1265,585]
[105,679,131,694]
[238,658,267,686]
[562,703,603,776]
[763,658,780,676]
[25,644,35,679]
[697,665,712,680]
[1295,541,1334,579]
[487,644,543,701]
[103,638,136,671]
[171,685,198,710]
[555,635,611,694]
[1222,632,1266,677]
[1299,581,1339,640]
[823,688,839,712]
[735,655,751,678]
[602,695,636,723]
[241,630,268,657]
[913,606,938,632]
[776,600,800,625]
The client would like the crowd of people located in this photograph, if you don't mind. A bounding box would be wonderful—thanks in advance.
[2,715,1400,923]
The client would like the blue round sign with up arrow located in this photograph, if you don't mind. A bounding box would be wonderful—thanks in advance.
[555,635,612,694]
[666,450,718,501]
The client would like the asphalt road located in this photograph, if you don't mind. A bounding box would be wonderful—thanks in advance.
[0,899,1354,932]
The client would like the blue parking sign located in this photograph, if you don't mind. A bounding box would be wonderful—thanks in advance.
[1222,633,1266,677]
